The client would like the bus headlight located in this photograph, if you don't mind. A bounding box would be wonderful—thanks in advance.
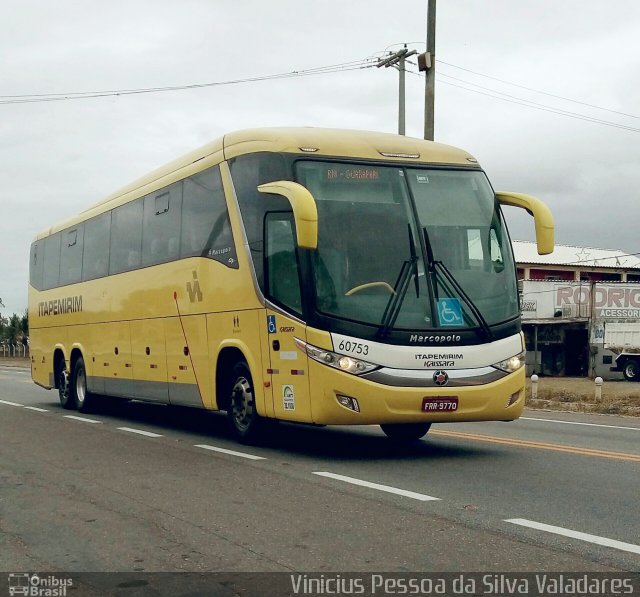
[493,350,526,373]
[294,338,379,375]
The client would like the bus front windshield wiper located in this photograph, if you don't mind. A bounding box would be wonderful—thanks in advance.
[377,226,420,340]
[423,227,493,341]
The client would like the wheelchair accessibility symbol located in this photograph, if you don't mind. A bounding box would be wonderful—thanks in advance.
[437,298,464,326]
[267,315,277,334]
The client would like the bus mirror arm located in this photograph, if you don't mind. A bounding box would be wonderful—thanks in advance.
[257,181,318,249]
[496,192,554,255]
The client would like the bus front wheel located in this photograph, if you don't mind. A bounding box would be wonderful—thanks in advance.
[227,362,263,443]
[380,422,431,442]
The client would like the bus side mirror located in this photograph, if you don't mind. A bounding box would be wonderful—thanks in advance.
[257,181,318,249]
[496,192,554,255]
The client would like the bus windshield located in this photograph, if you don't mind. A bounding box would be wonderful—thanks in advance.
[294,161,519,334]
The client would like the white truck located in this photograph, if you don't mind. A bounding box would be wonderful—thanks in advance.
[604,322,640,381]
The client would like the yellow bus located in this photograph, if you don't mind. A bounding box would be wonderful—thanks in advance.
[28,128,553,442]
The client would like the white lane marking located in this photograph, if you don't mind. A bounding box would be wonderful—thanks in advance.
[521,416,640,432]
[194,444,266,461]
[23,406,49,412]
[313,472,440,502]
[117,427,163,438]
[506,518,640,555]
[0,399,23,406]
[63,415,102,424]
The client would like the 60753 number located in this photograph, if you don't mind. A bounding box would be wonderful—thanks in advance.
[338,340,370,356]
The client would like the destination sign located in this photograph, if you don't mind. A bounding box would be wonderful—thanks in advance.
[325,166,380,182]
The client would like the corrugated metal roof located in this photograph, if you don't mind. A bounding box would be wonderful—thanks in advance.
[513,240,640,270]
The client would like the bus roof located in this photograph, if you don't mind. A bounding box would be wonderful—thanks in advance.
[34,127,479,239]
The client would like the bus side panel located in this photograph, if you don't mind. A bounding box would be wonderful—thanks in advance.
[84,324,105,395]
[131,319,169,403]
[165,315,211,409]
[29,326,54,389]
[97,322,133,398]
[265,310,312,423]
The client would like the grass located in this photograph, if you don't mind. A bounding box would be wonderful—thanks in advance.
[525,377,640,417]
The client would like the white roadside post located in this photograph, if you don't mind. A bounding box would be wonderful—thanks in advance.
[595,377,603,402]
[531,374,539,400]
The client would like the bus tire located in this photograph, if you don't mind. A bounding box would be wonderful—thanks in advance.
[71,356,95,412]
[622,358,639,381]
[380,422,431,442]
[227,361,263,443]
[57,358,74,410]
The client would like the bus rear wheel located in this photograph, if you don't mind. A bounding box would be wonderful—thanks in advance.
[380,422,431,442]
[227,362,263,443]
[72,356,95,412]
[623,358,639,381]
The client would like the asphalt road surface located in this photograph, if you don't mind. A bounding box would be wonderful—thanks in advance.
[1,364,639,595]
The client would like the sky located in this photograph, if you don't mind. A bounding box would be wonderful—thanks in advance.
[1,0,639,317]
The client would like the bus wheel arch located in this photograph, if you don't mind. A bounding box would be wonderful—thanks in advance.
[54,348,73,409]
[215,347,246,412]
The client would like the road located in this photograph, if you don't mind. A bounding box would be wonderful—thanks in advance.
[1,364,639,595]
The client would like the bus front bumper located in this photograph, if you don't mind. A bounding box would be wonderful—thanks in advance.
[308,361,525,425]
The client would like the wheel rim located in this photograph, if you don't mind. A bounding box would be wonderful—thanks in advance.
[626,362,638,378]
[231,376,253,431]
[76,366,86,405]
[59,368,69,402]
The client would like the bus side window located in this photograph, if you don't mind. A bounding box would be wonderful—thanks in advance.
[59,226,84,286]
[110,200,143,274]
[30,241,45,290]
[43,233,61,289]
[182,166,238,268]
[230,153,289,283]
[142,183,182,266]
[82,212,111,281]
[265,213,302,314]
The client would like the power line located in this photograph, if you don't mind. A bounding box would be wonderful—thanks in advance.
[407,68,640,133]
[0,58,377,105]
[436,59,640,121]
[3,46,639,136]
[386,41,639,121]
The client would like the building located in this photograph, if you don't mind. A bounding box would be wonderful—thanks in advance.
[513,241,640,379]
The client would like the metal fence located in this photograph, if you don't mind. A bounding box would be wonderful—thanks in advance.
[0,343,30,358]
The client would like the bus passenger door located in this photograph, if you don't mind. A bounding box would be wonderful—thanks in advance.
[131,319,169,403]
[264,213,311,421]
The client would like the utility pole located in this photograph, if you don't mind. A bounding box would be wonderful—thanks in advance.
[418,0,436,140]
[377,45,417,135]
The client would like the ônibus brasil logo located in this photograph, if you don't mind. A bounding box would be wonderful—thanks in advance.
[8,573,73,596]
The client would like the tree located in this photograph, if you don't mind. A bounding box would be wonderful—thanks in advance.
[21,310,28,339]
[0,310,28,345]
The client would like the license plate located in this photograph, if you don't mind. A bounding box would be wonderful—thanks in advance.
[422,397,458,412]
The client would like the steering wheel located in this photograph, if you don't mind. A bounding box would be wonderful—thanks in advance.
[345,281,396,296]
